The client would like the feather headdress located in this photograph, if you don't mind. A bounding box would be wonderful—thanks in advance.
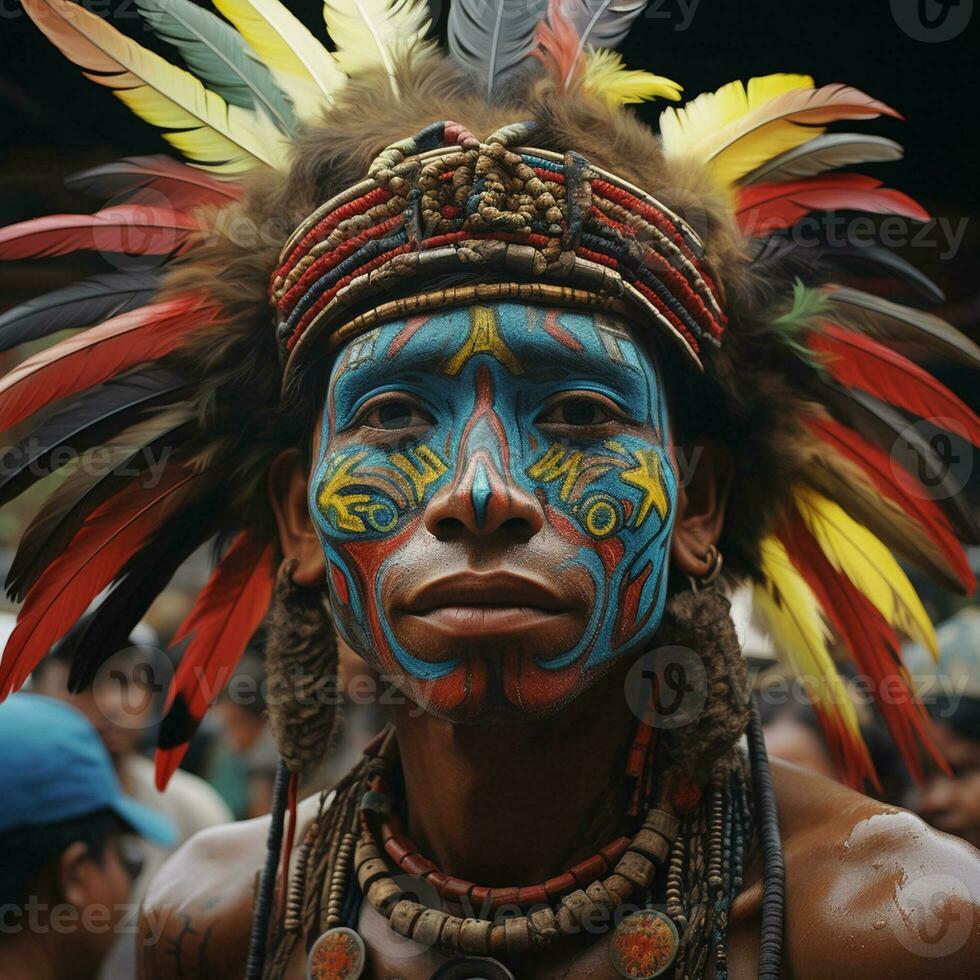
[0,0,975,794]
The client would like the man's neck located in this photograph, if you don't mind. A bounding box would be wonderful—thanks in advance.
[390,661,637,886]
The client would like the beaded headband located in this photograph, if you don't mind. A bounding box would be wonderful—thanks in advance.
[271,120,727,379]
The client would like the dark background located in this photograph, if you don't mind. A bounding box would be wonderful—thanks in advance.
[1,0,977,330]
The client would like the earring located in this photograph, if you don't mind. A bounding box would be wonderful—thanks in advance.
[688,544,724,593]
[263,558,340,776]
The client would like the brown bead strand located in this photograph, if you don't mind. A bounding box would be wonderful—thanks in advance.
[356,759,684,958]
[283,833,314,934]
[707,776,725,896]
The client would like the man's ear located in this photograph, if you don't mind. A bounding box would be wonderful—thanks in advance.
[58,841,96,909]
[670,438,733,580]
[268,448,326,588]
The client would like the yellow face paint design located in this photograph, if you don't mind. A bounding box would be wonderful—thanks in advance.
[442,305,525,376]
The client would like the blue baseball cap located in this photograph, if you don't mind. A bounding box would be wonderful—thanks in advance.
[0,693,175,845]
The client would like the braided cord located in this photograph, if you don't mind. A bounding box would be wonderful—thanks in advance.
[747,696,786,980]
[245,759,291,980]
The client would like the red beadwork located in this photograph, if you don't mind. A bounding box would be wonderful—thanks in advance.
[442,876,473,901]
[599,837,631,866]
[278,214,403,314]
[516,884,549,907]
[274,148,728,362]
[287,242,413,348]
[533,167,565,183]
[489,886,521,909]
[469,885,491,912]
[576,245,618,270]
[400,853,437,877]
[425,869,449,891]
[280,187,391,271]
[634,281,701,354]
[385,835,417,864]
[569,853,606,887]
[543,872,577,901]
[377,808,626,912]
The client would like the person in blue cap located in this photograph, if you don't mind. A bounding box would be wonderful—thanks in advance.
[0,693,175,980]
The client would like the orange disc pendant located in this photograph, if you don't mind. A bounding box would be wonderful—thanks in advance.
[307,926,366,980]
[609,909,679,979]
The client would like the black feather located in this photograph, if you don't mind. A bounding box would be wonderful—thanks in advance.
[0,368,188,508]
[0,272,159,353]
[64,155,239,210]
[5,414,195,601]
[828,242,946,305]
[64,494,221,692]
[750,233,945,305]
[157,687,194,750]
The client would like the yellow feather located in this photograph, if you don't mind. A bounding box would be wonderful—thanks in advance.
[24,0,284,173]
[582,49,681,109]
[322,0,431,96]
[755,536,861,731]
[794,487,940,659]
[659,73,820,187]
[214,0,347,118]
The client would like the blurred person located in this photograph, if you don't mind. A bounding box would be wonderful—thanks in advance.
[32,638,231,978]
[210,653,279,819]
[0,693,175,980]
[758,667,913,804]
[905,607,980,849]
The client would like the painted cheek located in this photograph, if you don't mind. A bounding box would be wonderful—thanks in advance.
[309,438,454,675]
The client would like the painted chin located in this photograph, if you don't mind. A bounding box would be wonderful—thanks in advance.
[381,611,599,723]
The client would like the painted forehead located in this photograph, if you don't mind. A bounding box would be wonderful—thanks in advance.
[327,303,657,413]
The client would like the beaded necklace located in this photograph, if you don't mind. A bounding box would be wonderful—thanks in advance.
[264,724,755,980]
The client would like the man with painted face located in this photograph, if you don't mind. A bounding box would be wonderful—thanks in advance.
[4,3,980,979]
[309,304,679,720]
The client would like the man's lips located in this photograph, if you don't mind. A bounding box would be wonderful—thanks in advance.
[398,571,574,639]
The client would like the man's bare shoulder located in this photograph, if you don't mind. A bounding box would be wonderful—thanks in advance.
[138,794,322,980]
[731,759,980,980]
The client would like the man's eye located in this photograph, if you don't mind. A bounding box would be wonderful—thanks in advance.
[360,398,433,431]
[537,396,618,427]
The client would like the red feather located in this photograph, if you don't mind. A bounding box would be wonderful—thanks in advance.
[0,295,219,433]
[533,0,586,88]
[780,513,949,783]
[0,467,198,698]
[0,205,202,259]
[66,155,242,211]
[813,703,879,792]
[807,415,975,592]
[736,174,930,234]
[809,323,980,447]
[155,534,274,789]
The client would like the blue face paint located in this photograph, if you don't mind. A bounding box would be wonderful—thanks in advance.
[309,302,678,719]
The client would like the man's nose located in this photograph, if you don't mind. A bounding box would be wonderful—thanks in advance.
[423,364,544,539]
[424,453,545,539]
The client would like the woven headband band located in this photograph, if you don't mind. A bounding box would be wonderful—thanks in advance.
[271,120,727,379]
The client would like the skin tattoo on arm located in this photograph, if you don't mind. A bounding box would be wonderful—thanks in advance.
[309,302,678,721]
